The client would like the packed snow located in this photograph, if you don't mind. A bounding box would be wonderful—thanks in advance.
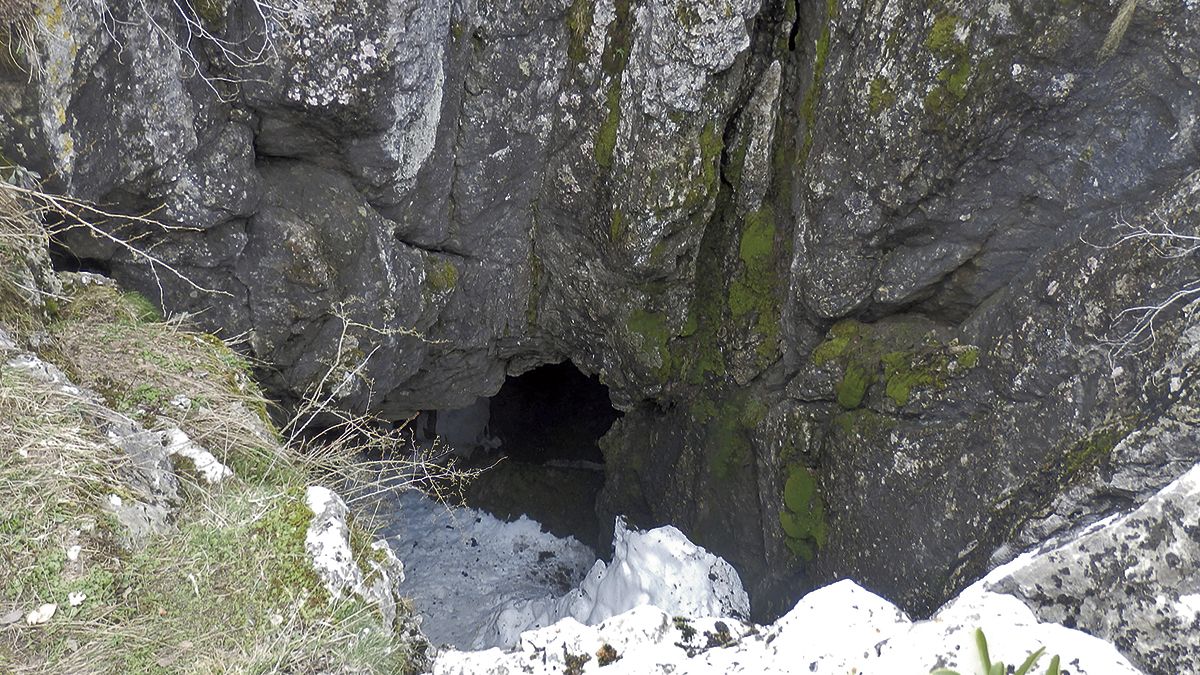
[429,518,1143,675]
[433,575,1141,674]
[371,488,597,648]
[471,516,749,648]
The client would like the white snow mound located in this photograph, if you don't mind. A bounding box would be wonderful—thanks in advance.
[472,516,750,649]
[436,577,1140,675]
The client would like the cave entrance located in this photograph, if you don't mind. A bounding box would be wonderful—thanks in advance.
[423,361,621,547]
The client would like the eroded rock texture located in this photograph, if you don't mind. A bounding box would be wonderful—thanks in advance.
[3,0,1199,646]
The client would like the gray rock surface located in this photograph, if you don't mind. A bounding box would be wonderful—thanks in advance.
[988,462,1200,674]
[3,0,1199,645]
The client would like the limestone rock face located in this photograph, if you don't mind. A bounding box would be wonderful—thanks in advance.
[988,463,1200,674]
[3,0,1199,621]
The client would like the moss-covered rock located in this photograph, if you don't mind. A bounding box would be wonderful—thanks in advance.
[779,465,827,560]
[810,318,980,409]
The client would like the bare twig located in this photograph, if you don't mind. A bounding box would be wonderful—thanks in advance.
[0,180,232,299]
[1087,208,1200,361]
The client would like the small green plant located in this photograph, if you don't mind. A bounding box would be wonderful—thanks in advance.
[931,628,1061,675]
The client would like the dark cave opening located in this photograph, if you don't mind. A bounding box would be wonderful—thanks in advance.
[419,361,622,547]
[48,240,112,276]
[488,361,619,465]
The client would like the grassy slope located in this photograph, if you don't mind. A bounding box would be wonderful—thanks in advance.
[0,189,421,673]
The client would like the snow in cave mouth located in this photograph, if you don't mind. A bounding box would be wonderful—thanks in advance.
[370,361,624,648]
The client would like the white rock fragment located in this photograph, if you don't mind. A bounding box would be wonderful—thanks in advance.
[66,544,82,562]
[162,428,232,484]
[26,604,57,625]
[303,486,406,630]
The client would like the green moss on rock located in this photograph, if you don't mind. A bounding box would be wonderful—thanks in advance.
[799,0,838,165]
[627,308,670,369]
[702,395,765,481]
[595,83,622,168]
[924,14,962,56]
[779,465,827,560]
[812,319,862,364]
[1065,423,1131,476]
[922,13,973,115]
[566,0,595,63]
[609,208,626,243]
[425,260,459,293]
[812,319,980,409]
[868,76,896,115]
[955,345,980,369]
[727,209,781,362]
[835,361,873,409]
[699,122,723,195]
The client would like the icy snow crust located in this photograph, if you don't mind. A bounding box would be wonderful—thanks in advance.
[473,516,750,648]
[373,488,597,648]
[434,577,1141,674]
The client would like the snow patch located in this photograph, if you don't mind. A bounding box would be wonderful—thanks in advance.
[433,531,1141,674]
[472,516,749,649]
[373,488,596,649]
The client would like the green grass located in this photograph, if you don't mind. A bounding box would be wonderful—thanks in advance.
[47,278,289,483]
[0,327,420,674]
[0,190,423,672]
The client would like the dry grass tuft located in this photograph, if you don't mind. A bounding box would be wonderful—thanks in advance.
[0,366,132,672]
[0,187,58,334]
[0,334,423,673]
[0,0,37,73]
[0,0,34,27]
[0,179,428,673]
[1098,0,1138,63]
[50,279,289,483]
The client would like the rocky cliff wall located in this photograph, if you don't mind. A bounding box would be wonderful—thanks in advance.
[2,0,1198,619]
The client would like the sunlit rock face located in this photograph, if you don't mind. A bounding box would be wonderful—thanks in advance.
[3,0,1199,622]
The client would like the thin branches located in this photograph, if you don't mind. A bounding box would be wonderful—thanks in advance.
[12,0,310,97]
[1105,279,1200,359]
[1089,210,1200,360]
[0,179,232,299]
[278,305,483,509]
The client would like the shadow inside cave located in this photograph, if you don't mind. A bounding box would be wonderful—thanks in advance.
[413,360,622,548]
